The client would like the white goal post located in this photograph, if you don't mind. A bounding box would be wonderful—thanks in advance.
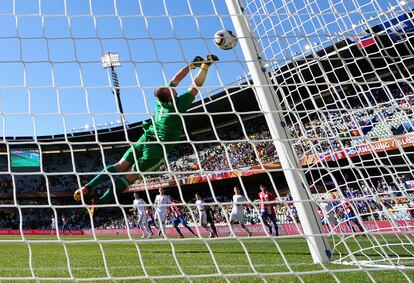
[226,0,331,264]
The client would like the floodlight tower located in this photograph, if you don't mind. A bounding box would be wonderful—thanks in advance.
[102,52,123,114]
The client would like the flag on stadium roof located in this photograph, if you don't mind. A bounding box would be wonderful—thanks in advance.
[355,34,376,49]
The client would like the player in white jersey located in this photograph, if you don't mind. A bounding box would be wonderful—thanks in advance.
[51,215,57,235]
[229,186,252,236]
[130,192,152,239]
[195,193,217,237]
[154,188,171,237]
[319,197,339,232]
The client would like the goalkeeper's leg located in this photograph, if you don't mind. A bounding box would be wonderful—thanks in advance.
[74,161,132,204]
[97,156,164,204]
[73,163,121,201]
[73,138,145,202]
[76,137,166,204]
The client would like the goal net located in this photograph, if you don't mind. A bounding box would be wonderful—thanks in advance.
[240,0,414,271]
[0,0,413,282]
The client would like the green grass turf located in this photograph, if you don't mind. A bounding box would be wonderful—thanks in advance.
[0,235,413,282]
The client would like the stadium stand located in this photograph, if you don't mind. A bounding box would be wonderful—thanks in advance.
[1,84,414,230]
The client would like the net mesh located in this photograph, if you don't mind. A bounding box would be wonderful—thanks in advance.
[243,0,414,270]
[0,0,413,282]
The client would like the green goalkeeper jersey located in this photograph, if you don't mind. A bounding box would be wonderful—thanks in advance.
[142,90,195,142]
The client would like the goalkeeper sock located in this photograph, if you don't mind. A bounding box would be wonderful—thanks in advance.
[85,164,119,195]
[97,175,129,204]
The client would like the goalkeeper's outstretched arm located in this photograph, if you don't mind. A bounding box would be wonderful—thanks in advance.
[155,55,219,102]
[169,56,204,87]
[189,54,219,96]
[169,65,191,87]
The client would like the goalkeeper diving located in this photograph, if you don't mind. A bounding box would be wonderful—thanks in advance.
[74,55,219,205]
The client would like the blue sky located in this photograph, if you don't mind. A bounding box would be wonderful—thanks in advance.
[0,0,410,137]
[0,0,247,137]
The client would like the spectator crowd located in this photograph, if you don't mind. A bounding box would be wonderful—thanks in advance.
[1,176,412,232]
[0,84,413,231]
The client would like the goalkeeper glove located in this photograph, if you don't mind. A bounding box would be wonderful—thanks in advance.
[205,54,219,66]
[189,56,204,69]
[200,54,219,70]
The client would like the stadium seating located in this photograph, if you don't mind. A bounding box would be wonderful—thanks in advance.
[1,85,414,229]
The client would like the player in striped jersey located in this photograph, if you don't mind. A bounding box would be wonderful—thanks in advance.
[130,192,152,239]
[195,193,217,237]
[170,198,196,238]
[343,201,365,233]
[258,184,279,236]
[145,206,159,236]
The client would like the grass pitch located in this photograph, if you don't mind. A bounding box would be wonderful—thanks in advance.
[0,235,413,282]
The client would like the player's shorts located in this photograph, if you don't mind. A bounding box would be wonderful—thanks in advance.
[260,211,276,222]
[172,215,186,225]
[206,211,214,224]
[344,212,358,223]
[147,219,156,226]
[230,210,244,223]
[122,134,174,172]
[199,211,207,225]
[155,210,167,224]
[137,213,147,225]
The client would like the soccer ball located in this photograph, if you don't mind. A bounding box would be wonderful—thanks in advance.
[214,29,238,50]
